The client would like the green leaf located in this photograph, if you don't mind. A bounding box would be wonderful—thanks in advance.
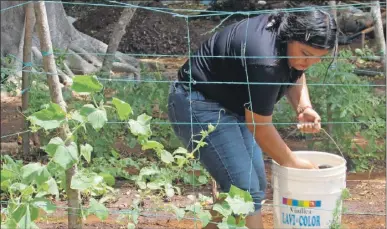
[228,185,253,202]
[170,205,185,221]
[44,137,64,157]
[213,202,232,217]
[3,218,17,229]
[111,149,120,159]
[165,184,175,198]
[21,185,35,199]
[30,204,40,221]
[227,215,237,226]
[208,124,215,133]
[80,143,93,163]
[340,109,347,118]
[99,172,115,186]
[1,169,15,181]
[141,140,164,151]
[198,211,212,227]
[88,198,108,221]
[45,178,60,199]
[9,183,28,193]
[185,203,202,213]
[1,180,11,192]
[136,180,147,189]
[354,48,363,56]
[72,75,103,93]
[139,167,160,176]
[198,175,208,184]
[12,203,27,223]
[217,221,230,229]
[21,163,51,185]
[32,198,57,214]
[30,103,66,121]
[225,195,255,215]
[172,147,189,156]
[160,150,174,164]
[28,103,66,130]
[53,142,78,169]
[80,104,108,130]
[112,97,133,120]
[70,110,85,123]
[88,108,107,130]
[80,104,97,116]
[71,171,103,191]
[18,205,39,229]
[147,181,162,190]
[128,114,152,136]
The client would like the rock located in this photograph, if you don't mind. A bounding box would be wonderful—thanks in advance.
[66,16,77,24]
[337,6,373,34]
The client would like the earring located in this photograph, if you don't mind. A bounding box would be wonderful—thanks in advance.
[266,19,276,29]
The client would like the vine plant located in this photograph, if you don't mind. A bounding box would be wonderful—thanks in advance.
[1,75,256,229]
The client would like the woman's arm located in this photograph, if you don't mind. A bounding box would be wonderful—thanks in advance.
[285,73,312,114]
[245,108,317,169]
[285,73,321,133]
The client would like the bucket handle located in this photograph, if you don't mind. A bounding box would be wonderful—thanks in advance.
[321,128,344,158]
[285,125,344,159]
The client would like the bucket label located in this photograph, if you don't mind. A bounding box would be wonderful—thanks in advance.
[281,197,322,228]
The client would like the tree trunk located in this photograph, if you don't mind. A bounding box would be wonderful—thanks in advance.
[101,4,137,78]
[329,1,337,21]
[34,2,82,229]
[22,2,35,156]
[1,1,139,79]
[370,1,386,70]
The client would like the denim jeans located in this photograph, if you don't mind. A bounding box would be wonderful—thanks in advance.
[167,81,267,213]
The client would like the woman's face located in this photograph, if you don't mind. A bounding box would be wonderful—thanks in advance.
[287,41,330,71]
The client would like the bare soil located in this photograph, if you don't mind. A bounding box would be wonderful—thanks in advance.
[66,1,237,55]
[33,162,386,229]
[2,94,385,229]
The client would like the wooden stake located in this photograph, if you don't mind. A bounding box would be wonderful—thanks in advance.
[34,2,82,229]
[22,2,35,156]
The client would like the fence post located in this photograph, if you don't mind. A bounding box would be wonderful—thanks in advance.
[21,2,35,156]
[370,0,386,71]
[34,2,82,229]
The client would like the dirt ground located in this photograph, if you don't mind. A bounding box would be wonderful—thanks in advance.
[33,162,386,229]
[65,1,237,55]
[2,92,386,228]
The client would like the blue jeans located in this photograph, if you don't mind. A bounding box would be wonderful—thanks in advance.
[167,81,267,213]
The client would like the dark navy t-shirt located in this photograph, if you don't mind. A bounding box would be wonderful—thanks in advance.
[178,14,304,116]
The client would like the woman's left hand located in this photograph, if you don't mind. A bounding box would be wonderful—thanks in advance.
[297,107,321,133]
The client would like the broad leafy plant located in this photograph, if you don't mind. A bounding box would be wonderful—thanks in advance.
[2,75,256,229]
[273,49,386,172]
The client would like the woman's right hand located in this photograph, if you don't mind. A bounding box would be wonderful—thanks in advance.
[282,156,318,169]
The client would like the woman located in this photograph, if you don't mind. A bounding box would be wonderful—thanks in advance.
[168,5,337,229]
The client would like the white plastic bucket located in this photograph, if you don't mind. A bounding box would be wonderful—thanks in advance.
[272,151,347,229]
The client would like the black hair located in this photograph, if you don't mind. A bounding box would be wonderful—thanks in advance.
[266,5,338,50]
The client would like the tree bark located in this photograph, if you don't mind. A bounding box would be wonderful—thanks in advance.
[101,5,137,78]
[34,2,82,229]
[1,1,139,78]
[370,1,386,70]
[329,1,337,21]
[22,2,35,156]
